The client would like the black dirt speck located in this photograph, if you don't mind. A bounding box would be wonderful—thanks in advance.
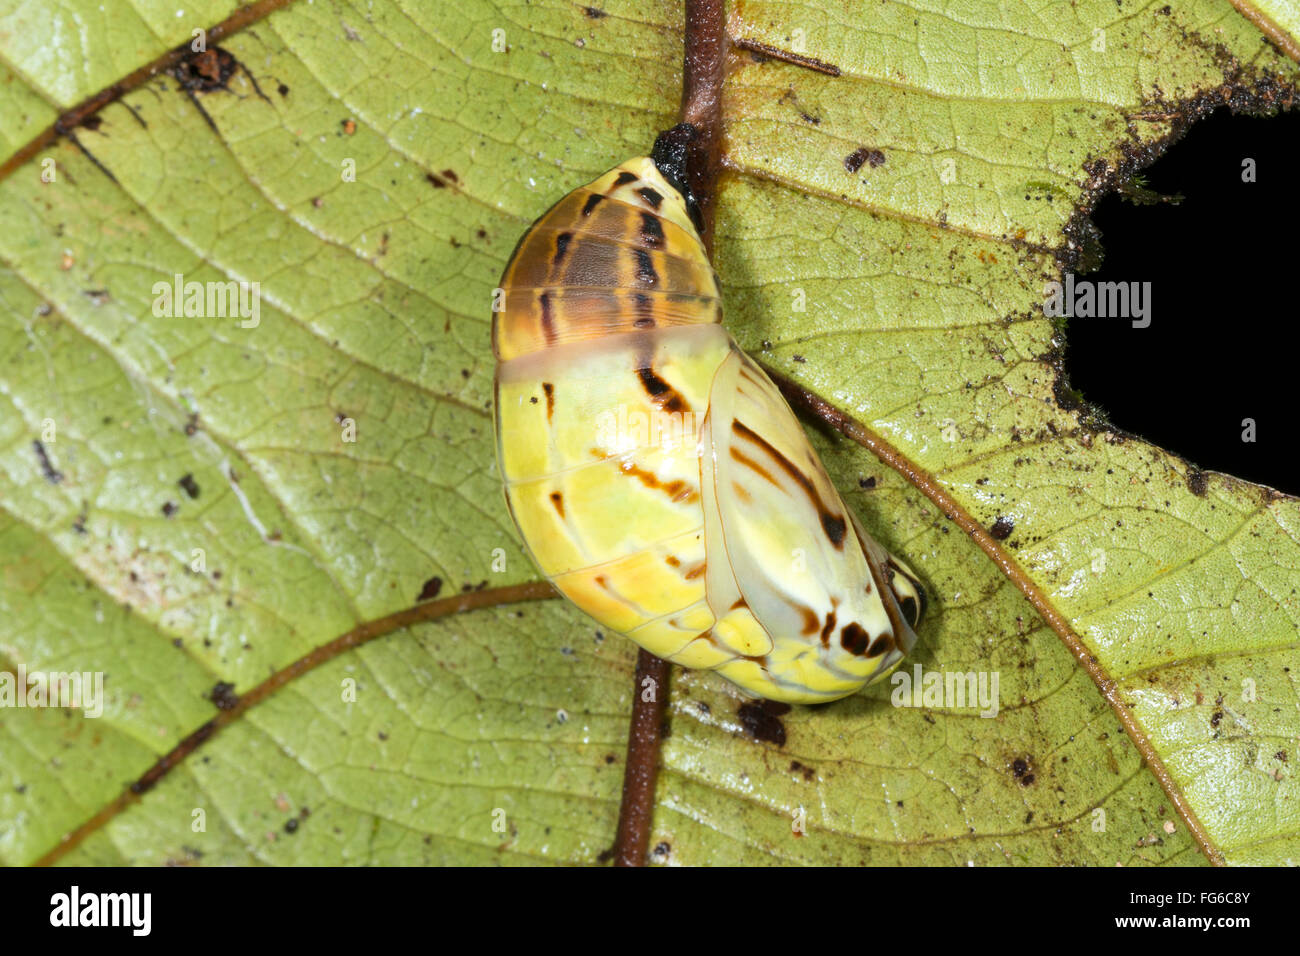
[178,473,200,499]
[738,702,787,745]
[209,681,239,711]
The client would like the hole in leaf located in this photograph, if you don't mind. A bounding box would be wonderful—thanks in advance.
[1061,108,1300,496]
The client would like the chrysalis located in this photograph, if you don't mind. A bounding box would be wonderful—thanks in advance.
[492,133,925,703]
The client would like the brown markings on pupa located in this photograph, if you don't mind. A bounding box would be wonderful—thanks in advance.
[538,292,557,344]
[633,248,658,286]
[553,231,573,267]
[729,446,779,488]
[608,454,699,505]
[731,421,845,550]
[631,292,656,329]
[637,186,664,209]
[639,212,665,248]
[865,633,893,657]
[636,365,689,413]
[840,622,870,656]
[820,513,846,548]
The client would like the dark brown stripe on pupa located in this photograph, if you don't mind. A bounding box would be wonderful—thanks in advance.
[550,491,565,518]
[866,633,893,658]
[640,212,665,248]
[637,186,664,209]
[614,171,638,187]
[820,513,847,547]
[542,382,555,421]
[553,231,573,266]
[634,249,658,286]
[539,292,556,343]
[732,421,845,549]
[581,193,603,216]
[840,622,870,656]
[632,292,655,328]
[729,447,779,488]
[611,456,699,504]
[820,610,838,645]
[637,365,688,413]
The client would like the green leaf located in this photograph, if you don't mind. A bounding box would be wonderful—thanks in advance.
[1,0,1297,866]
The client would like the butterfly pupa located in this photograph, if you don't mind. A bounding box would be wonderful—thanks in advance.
[492,137,926,704]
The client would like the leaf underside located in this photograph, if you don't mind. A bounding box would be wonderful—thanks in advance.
[0,0,1297,865]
